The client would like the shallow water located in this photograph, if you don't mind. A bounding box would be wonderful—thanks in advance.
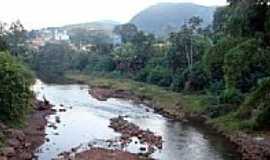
[33,80,239,160]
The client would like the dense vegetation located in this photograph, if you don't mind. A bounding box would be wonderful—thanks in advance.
[1,0,269,133]
[0,21,34,124]
[0,52,33,123]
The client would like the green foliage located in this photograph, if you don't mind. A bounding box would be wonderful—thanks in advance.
[167,18,208,73]
[224,39,270,92]
[85,54,115,73]
[203,37,242,81]
[114,23,138,43]
[137,66,172,87]
[112,30,156,74]
[0,52,33,123]
[237,78,270,129]
[220,87,243,104]
[185,63,208,91]
[170,63,208,92]
[33,42,73,82]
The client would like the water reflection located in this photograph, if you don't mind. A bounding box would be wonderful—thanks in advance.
[33,80,239,160]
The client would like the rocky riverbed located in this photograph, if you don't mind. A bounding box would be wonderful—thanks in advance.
[109,116,162,153]
[89,86,270,160]
[30,80,241,160]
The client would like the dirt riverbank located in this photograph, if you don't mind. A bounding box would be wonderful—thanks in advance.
[75,148,151,160]
[89,86,270,160]
[0,100,54,160]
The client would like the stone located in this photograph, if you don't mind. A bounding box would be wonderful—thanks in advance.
[55,116,61,123]
[4,129,25,141]
[0,156,7,160]
[19,152,33,160]
[24,142,31,148]
[59,109,66,112]
[0,123,7,130]
[1,147,15,157]
[139,147,146,151]
[7,138,20,147]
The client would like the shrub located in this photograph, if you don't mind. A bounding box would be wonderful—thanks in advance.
[220,87,243,104]
[184,64,208,91]
[136,66,172,87]
[238,78,270,129]
[224,39,270,92]
[0,52,33,123]
[203,37,242,81]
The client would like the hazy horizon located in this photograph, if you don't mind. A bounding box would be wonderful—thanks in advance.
[0,0,227,30]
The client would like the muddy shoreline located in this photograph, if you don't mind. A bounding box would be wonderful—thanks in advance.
[0,100,54,160]
[89,86,270,160]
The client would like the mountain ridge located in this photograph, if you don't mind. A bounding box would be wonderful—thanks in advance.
[130,3,216,37]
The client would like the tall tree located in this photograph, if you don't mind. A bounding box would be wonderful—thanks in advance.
[114,23,138,43]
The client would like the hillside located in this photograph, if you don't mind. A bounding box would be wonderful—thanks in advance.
[62,20,120,32]
[130,3,216,37]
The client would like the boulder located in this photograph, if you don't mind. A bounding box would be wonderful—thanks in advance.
[0,156,7,160]
[19,152,33,160]
[4,129,25,141]
[7,138,20,148]
[1,147,15,157]
[0,123,7,130]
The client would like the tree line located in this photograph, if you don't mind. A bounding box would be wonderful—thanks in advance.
[1,0,270,130]
[0,21,33,124]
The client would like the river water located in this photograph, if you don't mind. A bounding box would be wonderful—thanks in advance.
[32,80,239,160]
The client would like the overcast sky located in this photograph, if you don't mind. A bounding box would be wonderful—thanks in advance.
[0,0,227,29]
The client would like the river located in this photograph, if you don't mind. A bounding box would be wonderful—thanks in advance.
[32,80,239,160]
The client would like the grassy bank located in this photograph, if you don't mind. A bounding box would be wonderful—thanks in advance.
[65,73,259,136]
[66,74,220,122]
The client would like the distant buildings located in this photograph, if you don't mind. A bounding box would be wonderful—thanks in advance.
[28,28,70,49]
[54,29,69,41]
[112,34,122,46]
[27,26,122,51]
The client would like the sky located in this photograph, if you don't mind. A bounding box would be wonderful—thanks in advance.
[0,0,227,29]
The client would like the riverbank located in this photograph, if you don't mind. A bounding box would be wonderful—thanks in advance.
[75,148,151,160]
[66,73,270,160]
[0,100,54,160]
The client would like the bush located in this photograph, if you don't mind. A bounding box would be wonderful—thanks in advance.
[206,104,237,118]
[170,69,189,92]
[0,52,33,123]
[224,39,270,92]
[171,63,208,92]
[85,55,115,73]
[220,87,243,104]
[34,42,73,82]
[184,64,208,91]
[237,78,270,129]
[136,66,172,87]
[203,37,242,81]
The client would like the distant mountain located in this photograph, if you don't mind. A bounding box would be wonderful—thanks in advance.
[62,20,120,32]
[130,3,216,37]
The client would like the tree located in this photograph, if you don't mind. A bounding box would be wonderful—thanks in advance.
[114,23,138,43]
[6,20,28,57]
[167,17,206,73]
[0,52,33,122]
[112,43,137,73]
[0,22,8,51]
[203,37,242,81]
[224,39,270,92]
[33,42,73,82]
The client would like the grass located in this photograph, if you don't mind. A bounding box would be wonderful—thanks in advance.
[210,111,259,133]
[65,73,212,116]
[65,73,252,134]
[182,94,212,113]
